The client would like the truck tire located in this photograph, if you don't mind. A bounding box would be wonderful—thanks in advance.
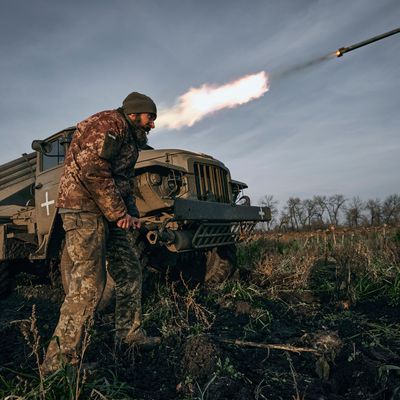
[204,244,237,286]
[60,245,115,312]
[0,261,12,299]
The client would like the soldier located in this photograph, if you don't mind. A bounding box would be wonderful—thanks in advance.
[42,92,159,373]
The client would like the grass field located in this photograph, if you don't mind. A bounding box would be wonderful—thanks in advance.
[1,226,400,399]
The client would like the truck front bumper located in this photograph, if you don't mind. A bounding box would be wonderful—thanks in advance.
[173,199,271,222]
[147,199,272,250]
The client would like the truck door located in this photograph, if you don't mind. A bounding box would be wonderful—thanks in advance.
[34,136,65,249]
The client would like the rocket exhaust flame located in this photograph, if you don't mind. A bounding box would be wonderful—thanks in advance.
[157,71,269,130]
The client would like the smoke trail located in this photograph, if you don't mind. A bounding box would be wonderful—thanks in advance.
[271,52,337,80]
[157,71,269,130]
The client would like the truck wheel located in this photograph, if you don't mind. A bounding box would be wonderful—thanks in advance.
[0,261,12,299]
[60,245,115,312]
[204,245,237,286]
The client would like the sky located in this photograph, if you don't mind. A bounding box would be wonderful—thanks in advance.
[1,0,399,206]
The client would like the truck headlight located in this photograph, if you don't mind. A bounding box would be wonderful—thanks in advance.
[149,173,162,185]
[161,170,182,197]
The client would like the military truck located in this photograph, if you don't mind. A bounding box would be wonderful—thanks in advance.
[0,126,270,298]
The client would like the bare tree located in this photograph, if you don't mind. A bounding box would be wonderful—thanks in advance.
[301,198,319,229]
[284,197,304,230]
[313,195,329,227]
[327,194,347,226]
[278,210,290,231]
[256,193,400,231]
[345,196,365,227]
[365,198,382,226]
[382,194,400,225]
[260,194,279,230]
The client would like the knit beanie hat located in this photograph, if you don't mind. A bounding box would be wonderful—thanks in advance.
[122,92,157,116]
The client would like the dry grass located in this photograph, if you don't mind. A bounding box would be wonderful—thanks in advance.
[2,225,399,399]
[143,275,216,337]
[241,225,400,304]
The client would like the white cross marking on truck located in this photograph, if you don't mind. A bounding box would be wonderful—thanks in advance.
[258,207,265,220]
[41,191,55,216]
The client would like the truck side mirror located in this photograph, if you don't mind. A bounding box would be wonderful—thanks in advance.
[236,195,251,206]
[31,140,53,154]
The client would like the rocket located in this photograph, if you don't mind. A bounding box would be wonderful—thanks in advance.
[336,27,400,57]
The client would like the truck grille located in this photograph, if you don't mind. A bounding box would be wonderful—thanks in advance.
[192,222,256,248]
[193,163,230,203]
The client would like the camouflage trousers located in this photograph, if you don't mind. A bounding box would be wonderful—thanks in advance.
[44,211,142,371]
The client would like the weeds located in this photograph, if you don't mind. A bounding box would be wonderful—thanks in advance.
[285,352,304,400]
[193,374,217,400]
[244,308,272,335]
[0,360,135,400]
[18,305,44,396]
[215,357,243,380]
[188,357,243,400]
[143,276,215,338]
[2,225,400,399]
[222,280,262,303]
[0,306,138,400]
[241,226,400,305]
[363,321,400,345]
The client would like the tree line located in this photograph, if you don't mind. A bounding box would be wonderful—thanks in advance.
[260,194,400,231]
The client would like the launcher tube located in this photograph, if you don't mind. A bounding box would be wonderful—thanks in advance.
[336,27,400,57]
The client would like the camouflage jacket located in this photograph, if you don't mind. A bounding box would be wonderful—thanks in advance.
[56,109,139,221]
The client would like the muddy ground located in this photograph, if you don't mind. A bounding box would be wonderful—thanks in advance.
[1,267,400,399]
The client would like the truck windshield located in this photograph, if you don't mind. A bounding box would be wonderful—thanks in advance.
[41,137,65,172]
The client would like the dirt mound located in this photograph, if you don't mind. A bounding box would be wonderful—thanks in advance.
[181,334,219,382]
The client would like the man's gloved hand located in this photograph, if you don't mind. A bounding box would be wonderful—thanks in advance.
[116,214,141,230]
